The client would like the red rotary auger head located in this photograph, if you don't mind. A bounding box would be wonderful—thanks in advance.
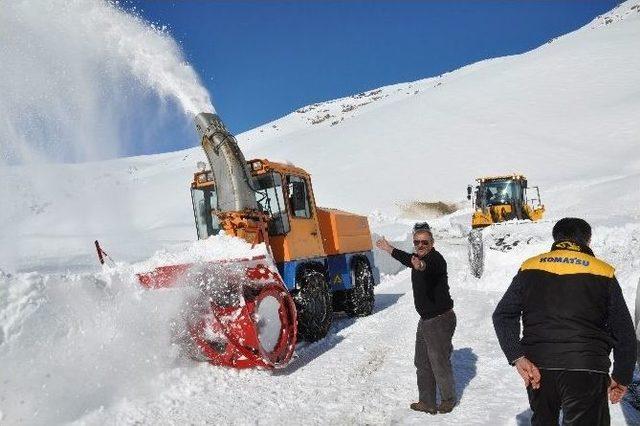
[137,255,297,369]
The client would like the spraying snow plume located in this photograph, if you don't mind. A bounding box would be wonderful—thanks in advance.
[0,0,214,164]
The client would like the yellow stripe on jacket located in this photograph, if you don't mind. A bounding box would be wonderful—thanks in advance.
[520,249,615,278]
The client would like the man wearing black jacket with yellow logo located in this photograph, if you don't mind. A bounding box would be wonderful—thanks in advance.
[493,218,636,426]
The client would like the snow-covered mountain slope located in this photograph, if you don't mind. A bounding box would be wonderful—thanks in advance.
[3,0,639,272]
[238,1,640,217]
[1,2,640,425]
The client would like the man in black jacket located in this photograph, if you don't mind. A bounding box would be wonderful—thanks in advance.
[376,222,456,415]
[493,217,636,425]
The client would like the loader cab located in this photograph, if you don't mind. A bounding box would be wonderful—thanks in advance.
[469,174,545,228]
[471,176,529,211]
[479,178,523,208]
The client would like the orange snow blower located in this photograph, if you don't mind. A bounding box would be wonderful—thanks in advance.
[120,111,378,370]
[128,109,300,369]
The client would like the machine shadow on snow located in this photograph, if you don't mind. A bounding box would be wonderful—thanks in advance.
[452,347,478,402]
[372,293,404,314]
[273,333,344,375]
[274,293,404,375]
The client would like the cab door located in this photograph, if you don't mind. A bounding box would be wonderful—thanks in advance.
[284,174,325,260]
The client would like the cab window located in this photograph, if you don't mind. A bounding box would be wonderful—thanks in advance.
[254,172,290,235]
[287,175,311,218]
[191,186,221,239]
[483,180,521,207]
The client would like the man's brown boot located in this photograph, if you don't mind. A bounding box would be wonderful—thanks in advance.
[437,399,456,414]
[410,401,437,415]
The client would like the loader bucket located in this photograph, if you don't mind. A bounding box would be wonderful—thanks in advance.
[136,255,297,369]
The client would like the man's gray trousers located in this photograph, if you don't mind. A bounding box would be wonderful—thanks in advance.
[414,309,457,407]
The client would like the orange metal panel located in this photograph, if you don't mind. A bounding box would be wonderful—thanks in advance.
[268,235,288,264]
[282,215,325,261]
[317,208,373,256]
[278,172,325,262]
[266,172,326,263]
[248,159,311,179]
[269,219,325,262]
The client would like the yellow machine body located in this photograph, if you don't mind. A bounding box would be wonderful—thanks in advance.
[469,174,545,229]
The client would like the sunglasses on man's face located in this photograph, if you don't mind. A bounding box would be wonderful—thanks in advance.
[413,239,431,246]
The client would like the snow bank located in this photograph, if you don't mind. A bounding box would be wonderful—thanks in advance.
[129,234,271,274]
[0,264,195,424]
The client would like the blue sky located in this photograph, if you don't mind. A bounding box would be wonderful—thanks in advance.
[130,1,618,135]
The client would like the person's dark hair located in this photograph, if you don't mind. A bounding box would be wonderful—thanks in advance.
[413,222,433,242]
[413,222,430,232]
[552,218,591,245]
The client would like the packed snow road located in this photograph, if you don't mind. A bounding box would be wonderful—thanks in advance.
[3,222,638,425]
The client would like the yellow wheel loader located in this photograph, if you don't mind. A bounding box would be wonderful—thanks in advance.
[466,174,544,277]
[468,175,544,229]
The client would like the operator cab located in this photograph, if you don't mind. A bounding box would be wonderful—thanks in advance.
[480,178,522,207]
[190,159,314,240]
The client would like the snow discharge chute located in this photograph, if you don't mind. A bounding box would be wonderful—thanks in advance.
[194,112,258,213]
